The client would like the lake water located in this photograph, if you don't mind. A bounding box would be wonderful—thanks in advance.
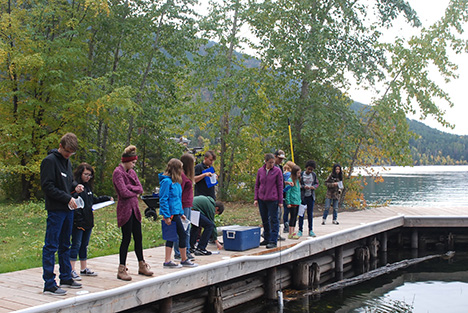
[360,165,468,207]
[253,166,468,313]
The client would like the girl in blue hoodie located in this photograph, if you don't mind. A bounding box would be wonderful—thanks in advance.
[159,158,198,268]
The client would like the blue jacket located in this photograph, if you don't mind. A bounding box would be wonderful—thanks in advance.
[158,173,183,218]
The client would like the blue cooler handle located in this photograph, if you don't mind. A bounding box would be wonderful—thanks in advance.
[226,231,236,239]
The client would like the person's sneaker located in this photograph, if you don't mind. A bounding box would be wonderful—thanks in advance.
[309,230,316,237]
[266,243,277,249]
[80,268,97,276]
[194,248,212,256]
[163,261,182,269]
[322,220,326,225]
[283,222,289,233]
[332,220,339,225]
[260,240,269,246]
[181,259,198,267]
[189,248,196,254]
[278,235,286,241]
[174,254,181,260]
[187,253,195,260]
[289,233,299,239]
[297,230,303,237]
[71,270,81,281]
[43,285,67,296]
[60,279,82,289]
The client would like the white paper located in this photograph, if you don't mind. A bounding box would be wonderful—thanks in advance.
[298,204,307,217]
[190,210,200,227]
[182,218,191,231]
[92,200,115,211]
[337,181,344,189]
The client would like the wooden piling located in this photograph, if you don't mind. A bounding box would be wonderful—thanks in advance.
[292,261,309,289]
[265,268,277,299]
[159,297,172,313]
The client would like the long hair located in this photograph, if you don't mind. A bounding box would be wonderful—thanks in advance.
[332,163,343,181]
[164,158,183,184]
[290,165,301,186]
[74,163,94,188]
[180,153,195,182]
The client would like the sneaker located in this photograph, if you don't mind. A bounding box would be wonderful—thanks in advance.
[322,220,326,225]
[174,254,181,260]
[283,222,289,233]
[187,253,195,260]
[289,233,299,240]
[189,248,196,254]
[278,235,286,241]
[163,261,182,269]
[80,268,97,276]
[332,220,339,225]
[181,259,198,267]
[60,279,82,289]
[43,285,67,296]
[71,270,81,281]
[194,248,212,256]
[309,230,316,237]
[260,240,269,246]
[266,243,277,249]
[297,230,303,237]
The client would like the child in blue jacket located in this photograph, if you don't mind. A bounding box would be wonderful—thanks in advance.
[159,158,198,268]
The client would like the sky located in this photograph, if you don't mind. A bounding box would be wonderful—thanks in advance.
[349,0,468,136]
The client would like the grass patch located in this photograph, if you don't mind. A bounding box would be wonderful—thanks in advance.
[0,199,259,273]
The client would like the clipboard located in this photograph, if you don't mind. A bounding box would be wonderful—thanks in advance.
[203,166,218,188]
[161,220,178,241]
[92,200,115,211]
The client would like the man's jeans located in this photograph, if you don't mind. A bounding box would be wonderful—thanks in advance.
[190,214,215,250]
[42,210,74,289]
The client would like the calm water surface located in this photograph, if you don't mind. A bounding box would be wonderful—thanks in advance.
[360,165,468,207]
[257,166,468,313]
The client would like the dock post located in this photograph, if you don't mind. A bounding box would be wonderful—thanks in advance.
[207,286,223,313]
[159,297,172,313]
[265,268,278,299]
[335,246,343,280]
[292,261,309,289]
[411,229,418,250]
[380,232,388,252]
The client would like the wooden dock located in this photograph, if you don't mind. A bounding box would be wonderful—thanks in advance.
[1,205,467,313]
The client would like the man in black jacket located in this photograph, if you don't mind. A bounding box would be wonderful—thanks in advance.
[41,133,84,295]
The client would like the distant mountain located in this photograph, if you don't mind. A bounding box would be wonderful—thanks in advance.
[351,101,468,165]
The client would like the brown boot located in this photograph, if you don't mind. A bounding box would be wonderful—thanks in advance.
[138,260,153,276]
[117,264,132,281]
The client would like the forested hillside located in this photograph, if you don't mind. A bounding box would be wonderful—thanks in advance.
[351,102,468,165]
[409,120,468,165]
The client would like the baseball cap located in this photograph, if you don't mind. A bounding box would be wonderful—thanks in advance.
[275,150,286,159]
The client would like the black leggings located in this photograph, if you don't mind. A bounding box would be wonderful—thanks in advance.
[165,215,187,248]
[119,212,143,265]
[288,205,299,227]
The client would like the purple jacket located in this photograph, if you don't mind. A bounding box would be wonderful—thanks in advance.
[181,172,193,209]
[112,164,144,227]
[254,164,283,203]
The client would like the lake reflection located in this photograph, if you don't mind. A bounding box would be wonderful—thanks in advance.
[360,165,468,207]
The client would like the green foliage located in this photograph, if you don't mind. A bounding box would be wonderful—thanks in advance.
[0,200,164,273]
[1,0,467,207]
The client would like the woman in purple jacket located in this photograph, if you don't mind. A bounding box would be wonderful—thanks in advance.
[112,145,153,281]
[254,153,283,249]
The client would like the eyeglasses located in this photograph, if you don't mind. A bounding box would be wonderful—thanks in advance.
[63,148,76,155]
[83,173,93,178]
